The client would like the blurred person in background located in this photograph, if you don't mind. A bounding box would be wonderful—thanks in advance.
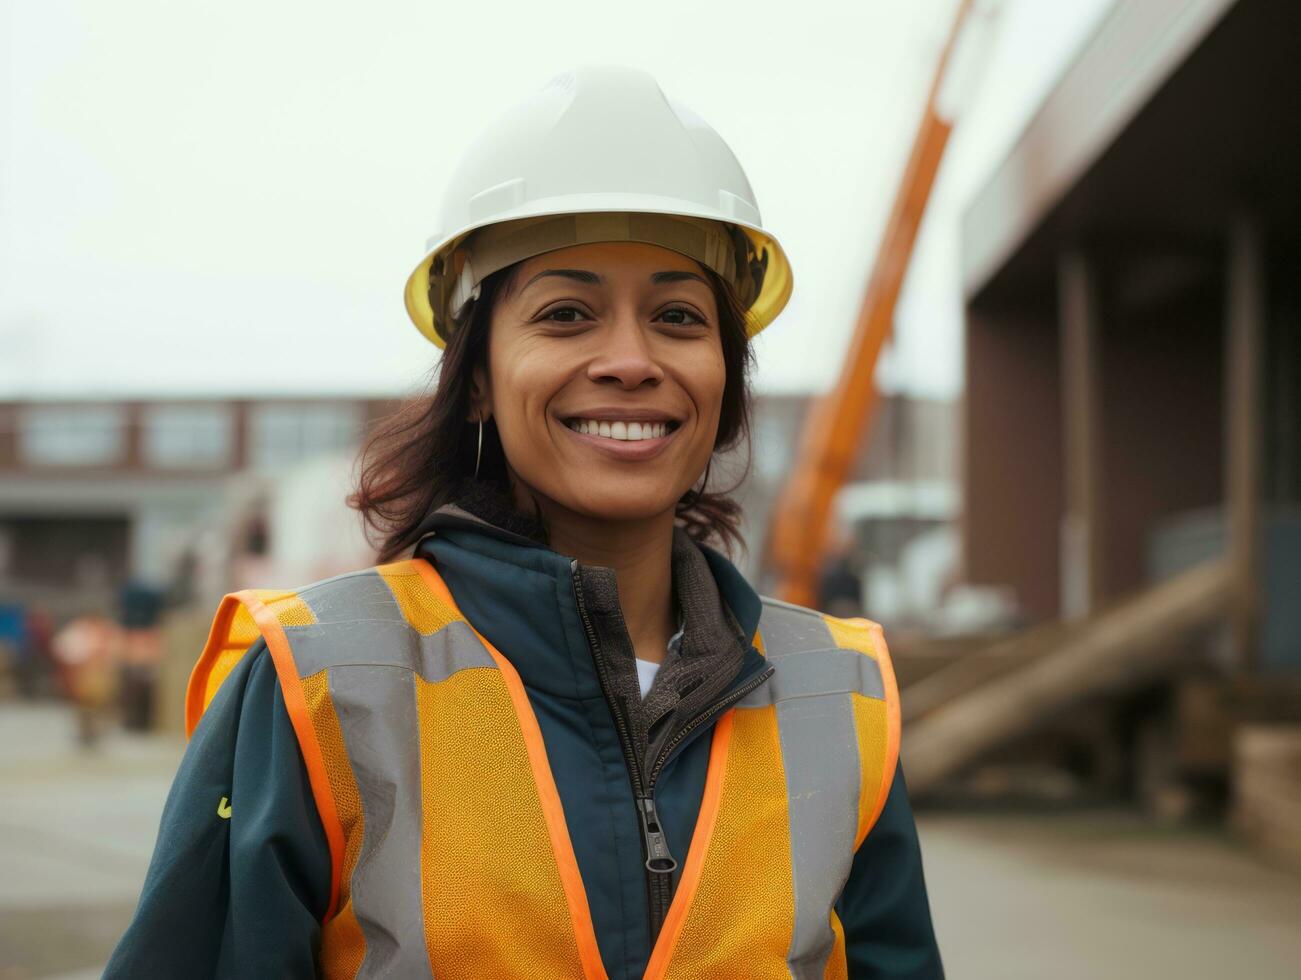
[165,546,200,609]
[820,523,866,620]
[0,600,29,697]
[106,67,942,979]
[51,603,121,747]
[117,580,166,731]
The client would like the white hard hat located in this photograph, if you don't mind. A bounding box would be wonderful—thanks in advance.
[404,65,793,348]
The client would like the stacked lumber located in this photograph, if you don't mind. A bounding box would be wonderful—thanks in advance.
[903,560,1231,795]
[1233,725,1301,869]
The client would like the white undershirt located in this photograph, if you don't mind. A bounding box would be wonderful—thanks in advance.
[634,658,661,699]
[635,618,685,698]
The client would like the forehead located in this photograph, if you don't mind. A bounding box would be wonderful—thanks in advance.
[514,240,704,282]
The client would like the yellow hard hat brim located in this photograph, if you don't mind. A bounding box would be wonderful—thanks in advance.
[404,223,792,351]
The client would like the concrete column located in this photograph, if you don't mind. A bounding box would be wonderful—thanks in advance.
[1059,249,1105,620]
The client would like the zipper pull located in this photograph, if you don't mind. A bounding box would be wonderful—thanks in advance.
[637,796,678,874]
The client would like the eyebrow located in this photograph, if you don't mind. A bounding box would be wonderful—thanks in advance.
[521,268,711,291]
[650,271,710,287]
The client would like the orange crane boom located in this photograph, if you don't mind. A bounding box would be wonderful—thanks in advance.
[766,0,978,607]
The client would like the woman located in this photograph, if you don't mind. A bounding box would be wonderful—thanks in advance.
[107,66,943,979]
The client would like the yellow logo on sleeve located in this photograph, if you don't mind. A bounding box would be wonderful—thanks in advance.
[217,796,233,819]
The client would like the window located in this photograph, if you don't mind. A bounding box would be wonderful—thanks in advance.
[19,404,127,466]
[249,403,362,468]
[142,403,233,469]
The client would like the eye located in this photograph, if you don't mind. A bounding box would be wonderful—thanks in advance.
[540,305,591,324]
[656,306,706,327]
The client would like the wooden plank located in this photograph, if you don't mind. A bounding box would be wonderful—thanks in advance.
[901,618,1073,724]
[903,559,1231,795]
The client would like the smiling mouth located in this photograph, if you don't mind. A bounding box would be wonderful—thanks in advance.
[563,418,681,442]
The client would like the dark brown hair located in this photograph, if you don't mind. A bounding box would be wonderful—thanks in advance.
[349,260,755,562]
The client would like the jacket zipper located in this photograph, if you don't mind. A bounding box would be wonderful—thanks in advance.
[644,664,774,789]
[570,560,774,942]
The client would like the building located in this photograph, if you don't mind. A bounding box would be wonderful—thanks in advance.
[919,0,1301,851]
[962,0,1299,640]
[0,396,392,620]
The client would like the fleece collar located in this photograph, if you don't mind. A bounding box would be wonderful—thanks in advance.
[409,485,763,641]
[408,490,766,723]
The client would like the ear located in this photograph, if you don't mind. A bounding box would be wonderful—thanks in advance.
[467,362,492,422]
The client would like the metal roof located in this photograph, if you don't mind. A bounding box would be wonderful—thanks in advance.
[960,0,1253,304]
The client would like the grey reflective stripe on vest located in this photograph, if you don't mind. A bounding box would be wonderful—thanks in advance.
[289,619,495,680]
[284,569,499,980]
[738,647,884,705]
[746,599,884,980]
[328,664,431,978]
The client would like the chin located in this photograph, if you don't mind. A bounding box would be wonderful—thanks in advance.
[565,485,682,524]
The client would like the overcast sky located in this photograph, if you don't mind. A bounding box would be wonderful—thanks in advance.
[0,0,1115,401]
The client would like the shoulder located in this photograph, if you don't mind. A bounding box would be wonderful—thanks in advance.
[187,635,274,736]
[185,563,398,734]
[748,595,897,710]
[276,558,459,633]
[188,558,470,734]
[755,595,890,664]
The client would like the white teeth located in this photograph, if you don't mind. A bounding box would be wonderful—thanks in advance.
[567,419,674,441]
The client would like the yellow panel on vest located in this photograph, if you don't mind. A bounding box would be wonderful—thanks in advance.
[821,614,881,660]
[192,593,310,717]
[193,602,260,716]
[376,561,462,635]
[227,602,261,649]
[852,693,890,843]
[664,705,795,979]
[197,645,247,716]
[414,668,588,979]
[259,590,317,628]
[301,670,367,980]
[200,592,316,713]
[825,910,849,980]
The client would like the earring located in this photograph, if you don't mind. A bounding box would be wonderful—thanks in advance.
[474,417,484,480]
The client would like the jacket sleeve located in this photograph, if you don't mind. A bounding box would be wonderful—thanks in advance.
[104,640,331,979]
[836,765,945,979]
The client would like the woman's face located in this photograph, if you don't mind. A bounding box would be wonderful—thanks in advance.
[475,241,726,527]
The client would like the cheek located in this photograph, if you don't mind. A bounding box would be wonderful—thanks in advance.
[487,344,568,459]
[488,330,540,412]
[685,343,728,439]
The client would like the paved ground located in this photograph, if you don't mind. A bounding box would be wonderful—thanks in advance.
[0,703,182,980]
[922,809,1301,979]
[2,701,1300,978]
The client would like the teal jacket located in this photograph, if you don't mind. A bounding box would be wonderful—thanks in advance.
[106,507,944,978]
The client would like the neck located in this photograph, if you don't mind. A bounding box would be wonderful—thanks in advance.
[538,502,678,666]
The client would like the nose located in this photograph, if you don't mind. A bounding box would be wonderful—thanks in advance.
[586,313,664,389]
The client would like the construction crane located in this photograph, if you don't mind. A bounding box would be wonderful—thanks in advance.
[765,0,993,606]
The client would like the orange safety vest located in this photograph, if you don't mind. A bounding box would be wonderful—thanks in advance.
[187,558,900,979]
